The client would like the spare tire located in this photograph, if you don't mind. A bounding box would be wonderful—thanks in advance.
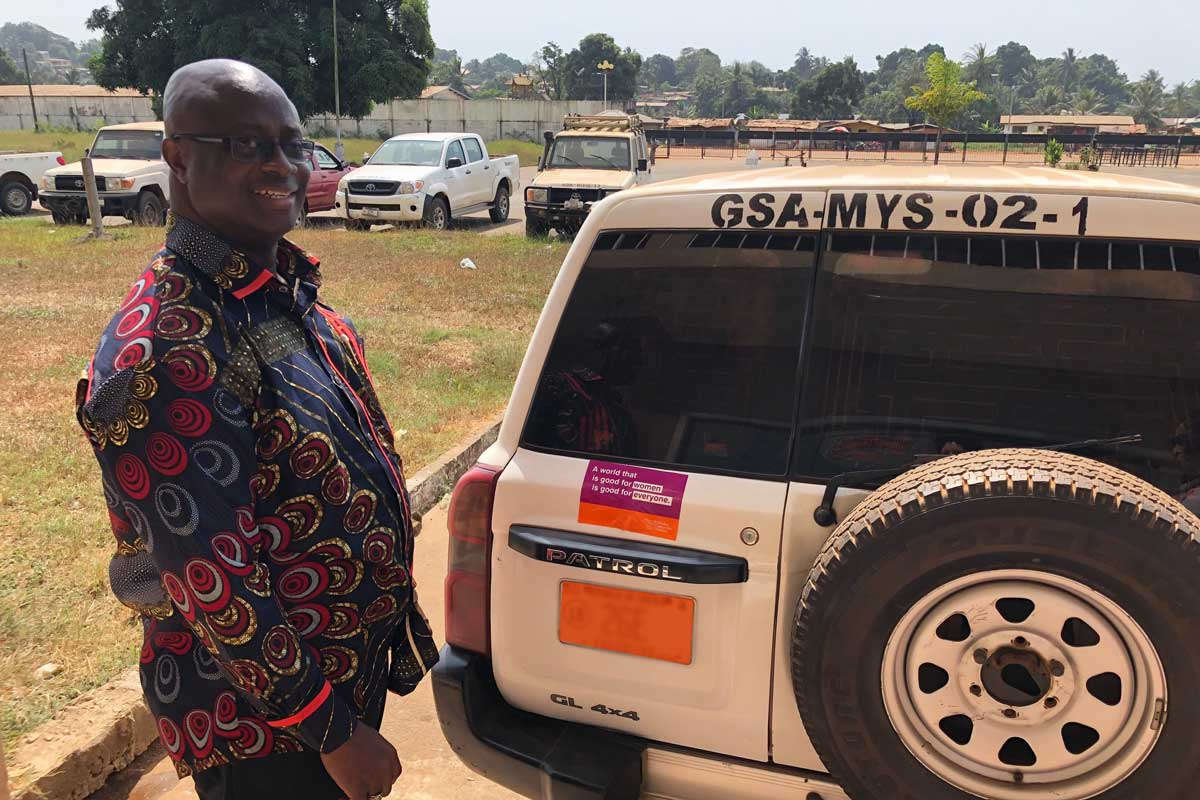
[793,449,1200,800]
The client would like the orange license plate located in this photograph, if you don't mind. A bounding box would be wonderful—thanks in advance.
[558,581,695,665]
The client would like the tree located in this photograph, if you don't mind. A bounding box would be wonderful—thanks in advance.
[642,54,676,89]
[533,42,568,100]
[722,63,756,117]
[1059,47,1079,93]
[86,0,433,119]
[904,52,986,163]
[0,50,22,84]
[962,43,992,86]
[1077,54,1129,109]
[1123,79,1166,130]
[675,47,721,85]
[429,54,467,92]
[1069,87,1107,114]
[1167,82,1195,118]
[1032,85,1067,114]
[692,64,725,116]
[563,33,641,101]
[792,57,864,119]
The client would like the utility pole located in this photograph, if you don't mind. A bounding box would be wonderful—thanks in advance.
[22,48,39,131]
[332,0,343,160]
[597,60,614,107]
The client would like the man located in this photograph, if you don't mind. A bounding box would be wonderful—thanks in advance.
[74,59,437,800]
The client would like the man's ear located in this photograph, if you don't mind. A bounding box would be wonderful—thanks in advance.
[162,138,188,184]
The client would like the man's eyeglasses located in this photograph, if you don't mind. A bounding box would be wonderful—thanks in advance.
[170,134,315,165]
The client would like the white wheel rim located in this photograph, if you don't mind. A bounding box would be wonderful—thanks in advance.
[881,569,1166,800]
[499,192,508,215]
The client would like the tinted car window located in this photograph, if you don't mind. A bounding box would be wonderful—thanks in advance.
[796,232,1200,495]
[447,140,466,165]
[523,230,814,476]
[463,137,484,163]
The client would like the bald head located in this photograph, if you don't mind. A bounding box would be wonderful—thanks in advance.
[164,59,297,135]
[161,58,309,262]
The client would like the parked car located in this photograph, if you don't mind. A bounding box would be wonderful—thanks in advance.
[296,142,356,226]
[523,113,651,238]
[435,165,1200,800]
[0,150,65,216]
[336,132,520,231]
[40,122,169,226]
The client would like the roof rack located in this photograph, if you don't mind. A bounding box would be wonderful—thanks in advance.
[562,113,643,133]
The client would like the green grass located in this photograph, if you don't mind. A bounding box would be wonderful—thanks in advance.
[0,216,567,759]
[0,130,97,163]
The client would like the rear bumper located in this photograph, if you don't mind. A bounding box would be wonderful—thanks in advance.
[432,645,644,799]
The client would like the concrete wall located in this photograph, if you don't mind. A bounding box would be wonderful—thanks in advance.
[1,94,611,141]
[0,95,154,131]
[305,98,611,142]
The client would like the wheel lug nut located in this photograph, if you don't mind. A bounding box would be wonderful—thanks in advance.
[973,648,988,664]
[970,684,982,696]
[1045,696,1058,709]
[1013,636,1028,647]
[1050,660,1065,677]
[1003,708,1017,718]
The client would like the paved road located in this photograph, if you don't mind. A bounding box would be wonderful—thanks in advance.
[88,500,519,800]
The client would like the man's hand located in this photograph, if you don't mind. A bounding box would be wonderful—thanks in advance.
[320,723,402,800]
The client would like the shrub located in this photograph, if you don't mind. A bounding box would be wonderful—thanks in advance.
[1044,138,1065,167]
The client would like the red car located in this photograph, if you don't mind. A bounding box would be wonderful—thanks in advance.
[300,143,356,224]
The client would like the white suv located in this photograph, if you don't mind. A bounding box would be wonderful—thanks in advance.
[434,165,1200,800]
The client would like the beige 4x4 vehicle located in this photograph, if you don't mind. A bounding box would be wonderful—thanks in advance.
[435,165,1200,800]
[524,114,651,237]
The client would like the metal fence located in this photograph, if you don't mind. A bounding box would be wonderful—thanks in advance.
[646,130,1200,169]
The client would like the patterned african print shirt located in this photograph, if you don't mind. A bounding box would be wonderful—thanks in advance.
[75,215,439,777]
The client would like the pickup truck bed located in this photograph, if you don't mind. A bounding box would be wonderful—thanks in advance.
[0,151,64,215]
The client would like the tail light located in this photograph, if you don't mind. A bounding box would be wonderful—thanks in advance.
[445,464,501,655]
[56,156,66,165]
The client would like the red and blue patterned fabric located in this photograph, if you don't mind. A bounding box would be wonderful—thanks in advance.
[75,214,438,777]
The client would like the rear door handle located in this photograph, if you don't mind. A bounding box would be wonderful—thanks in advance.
[465,169,472,174]
[484,165,490,170]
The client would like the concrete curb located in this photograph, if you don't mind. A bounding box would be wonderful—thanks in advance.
[6,416,502,800]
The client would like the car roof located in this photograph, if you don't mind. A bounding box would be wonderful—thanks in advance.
[639,165,1200,204]
[99,121,165,132]
[384,132,472,143]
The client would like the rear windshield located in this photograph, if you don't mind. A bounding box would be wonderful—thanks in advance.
[795,231,1200,495]
[522,230,815,476]
[90,130,163,160]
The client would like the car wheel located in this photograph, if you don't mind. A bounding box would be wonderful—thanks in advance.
[489,184,510,223]
[793,449,1196,800]
[344,219,371,232]
[423,195,449,230]
[1,181,32,216]
[525,216,547,238]
[50,207,73,225]
[134,192,166,226]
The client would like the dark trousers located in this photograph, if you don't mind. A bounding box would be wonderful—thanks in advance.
[193,699,385,800]
[192,750,344,800]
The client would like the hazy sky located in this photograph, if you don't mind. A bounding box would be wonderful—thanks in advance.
[4,0,1197,85]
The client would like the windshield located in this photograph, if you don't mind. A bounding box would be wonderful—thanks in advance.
[548,136,631,170]
[369,139,443,166]
[90,130,163,160]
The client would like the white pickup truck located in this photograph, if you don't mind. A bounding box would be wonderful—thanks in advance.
[0,150,65,216]
[336,132,519,231]
[40,122,169,226]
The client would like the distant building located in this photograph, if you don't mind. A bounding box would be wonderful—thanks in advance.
[419,85,471,101]
[1000,114,1137,135]
[507,73,548,101]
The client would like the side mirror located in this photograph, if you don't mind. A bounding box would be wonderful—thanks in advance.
[637,158,648,172]
[447,157,463,169]
[543,130,555,144]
